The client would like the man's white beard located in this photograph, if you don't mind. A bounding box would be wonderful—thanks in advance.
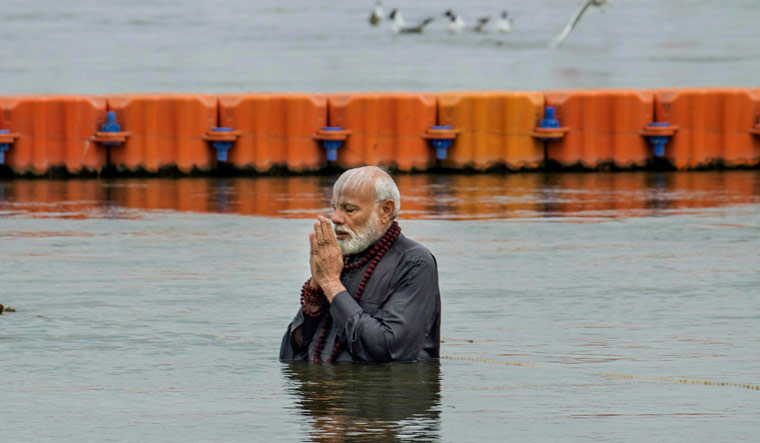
[334,210,383,256]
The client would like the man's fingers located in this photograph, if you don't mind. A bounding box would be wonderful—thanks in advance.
[310,231,318,253]
[313,216,323,243]
[319,217,330,242]
[314,216,332,246]
[318,216,335,244]
[313,219,324,245]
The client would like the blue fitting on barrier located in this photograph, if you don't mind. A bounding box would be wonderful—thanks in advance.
[102,111,120,132]
[539,107,560,129]
[210,127,234,162]
[320,127,345,162]
[100,111,123,146]
[430,125,454,160]
[647,122,671,158]
[0,129,9,164]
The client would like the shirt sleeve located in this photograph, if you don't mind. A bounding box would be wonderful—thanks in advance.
[330,253,439,362]
[279,308,323,361]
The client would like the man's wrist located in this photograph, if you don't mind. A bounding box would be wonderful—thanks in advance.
[322,280,346,302]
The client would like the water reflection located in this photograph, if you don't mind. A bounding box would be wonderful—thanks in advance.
[0,171,757,220]
[282,361,441,442]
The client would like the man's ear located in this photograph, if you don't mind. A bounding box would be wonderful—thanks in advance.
[379,199,395,224]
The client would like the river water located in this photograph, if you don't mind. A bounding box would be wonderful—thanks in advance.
[1,0,760,93]
[2,0,760,440]
[1,171,759,441]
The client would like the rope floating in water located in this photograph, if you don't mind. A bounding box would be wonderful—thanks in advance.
[441,355,760,392]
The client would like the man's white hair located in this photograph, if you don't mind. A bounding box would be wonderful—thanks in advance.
[332,166,401,219]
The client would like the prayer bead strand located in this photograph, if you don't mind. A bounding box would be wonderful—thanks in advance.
[300,278,327,317]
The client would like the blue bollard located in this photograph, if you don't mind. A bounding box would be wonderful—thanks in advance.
[100,111,123,147]
[647,122,671,158]
[209,127,234,162]
[429,125,454,160]
[532,107,569,142]
[0,129,9,164]
[540,107,560,129]
[320,127,345,161]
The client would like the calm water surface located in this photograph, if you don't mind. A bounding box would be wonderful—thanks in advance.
[1,0,760,93]
[1,171,759,441]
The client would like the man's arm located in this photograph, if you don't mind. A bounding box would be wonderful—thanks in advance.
[280,218,335,361]
[279,309,322,361]
[330,253,439,363]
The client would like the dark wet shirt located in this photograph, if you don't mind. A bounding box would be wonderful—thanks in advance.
[279,232,441,363]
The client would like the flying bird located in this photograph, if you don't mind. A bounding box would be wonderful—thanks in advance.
[549,0,607,48]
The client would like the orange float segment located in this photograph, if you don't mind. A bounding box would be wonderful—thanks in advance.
[655,88,760,169]
[63,97,108,173]
[544,89,654,168]
[218,94,328,172]
[327,93,437,171]
[106,94,217,173]
[437,91,544,170]
[0,95,107,174]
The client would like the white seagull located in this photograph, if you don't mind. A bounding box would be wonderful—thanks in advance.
[549,0,607,48]
[443,9,465,34]
[497,11,512,33]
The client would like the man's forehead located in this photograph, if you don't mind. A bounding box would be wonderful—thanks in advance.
[333,181,374,205]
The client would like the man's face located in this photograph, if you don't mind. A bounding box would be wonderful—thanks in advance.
[331,183,383,255]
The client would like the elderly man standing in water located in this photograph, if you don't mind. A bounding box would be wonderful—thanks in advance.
[279,166,441,363]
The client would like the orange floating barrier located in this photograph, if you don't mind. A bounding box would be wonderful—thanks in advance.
[437,91,544,170]
[544,89,654,169]
[218,94,328,172]
[1,89,759,176]
[0,95,107,175]
[105,94,217,173]
[327,93,437,171]
[654,88,760,169]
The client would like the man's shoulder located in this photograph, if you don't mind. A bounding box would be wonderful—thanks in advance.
[395,234,436,266]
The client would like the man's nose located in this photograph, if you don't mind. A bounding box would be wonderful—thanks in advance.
[331,210,344,225]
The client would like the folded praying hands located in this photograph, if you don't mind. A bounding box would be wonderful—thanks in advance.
[309,216,346,302]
